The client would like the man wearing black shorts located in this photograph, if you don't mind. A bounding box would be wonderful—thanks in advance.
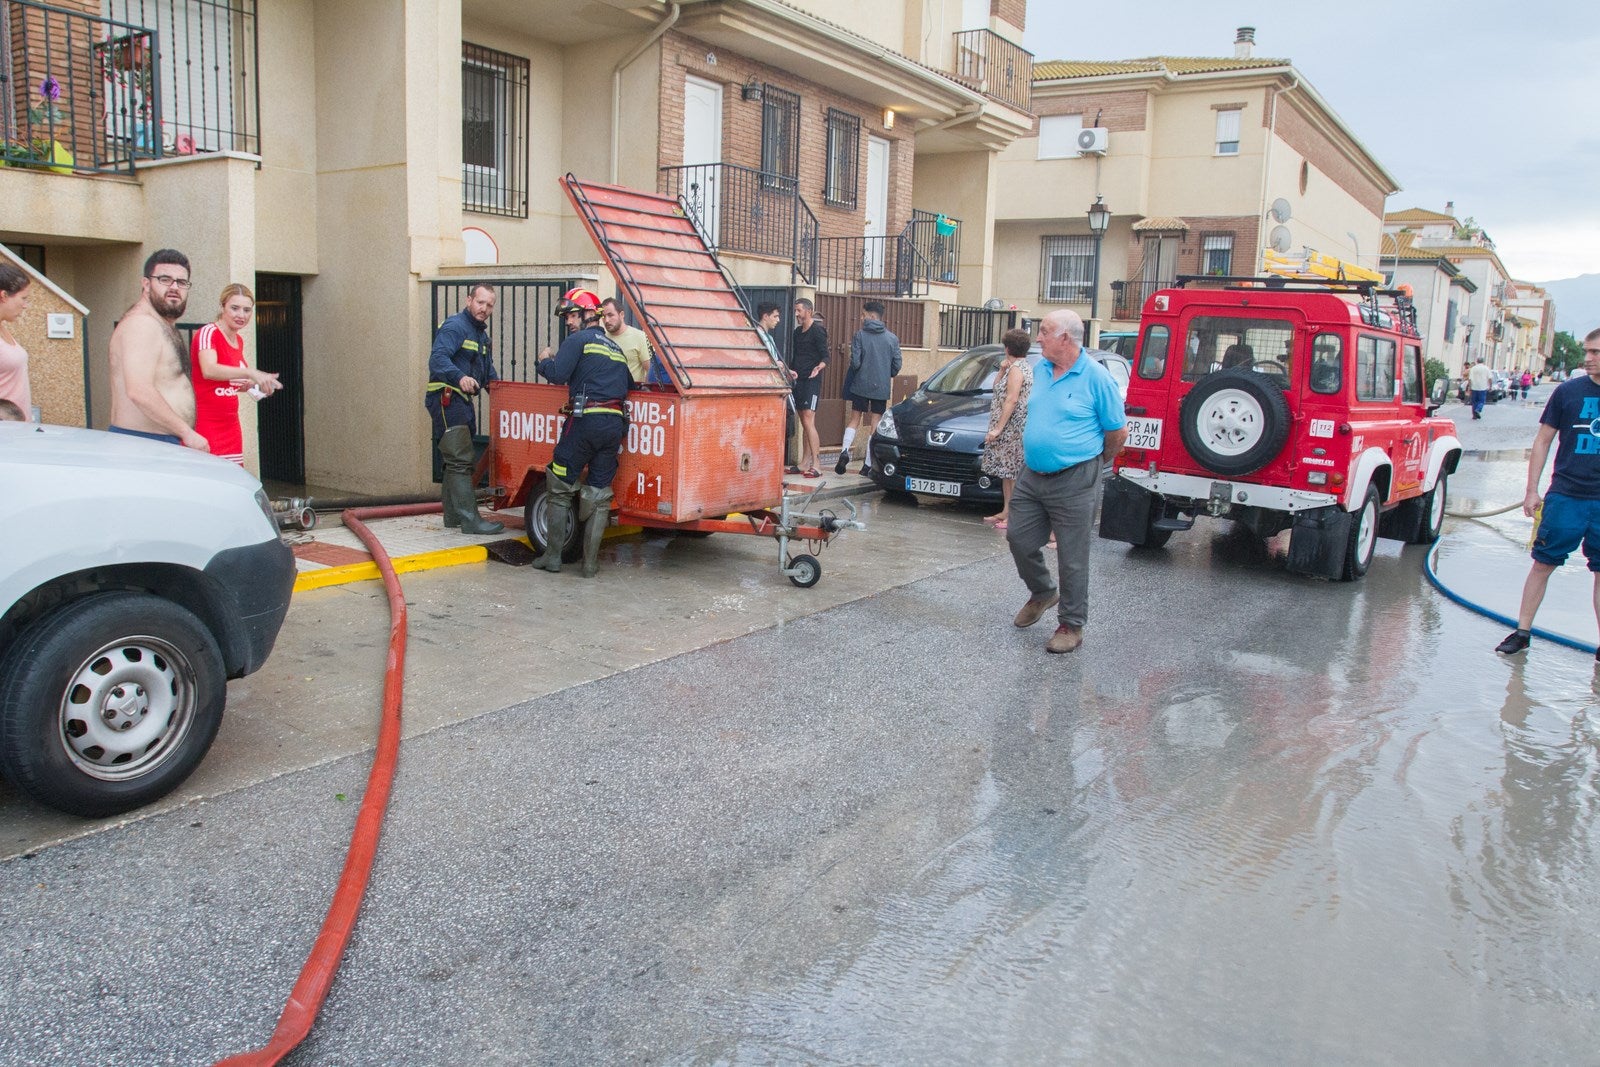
[1497,326,1600,657]
[835,299,901,475]
[790,297,828,477]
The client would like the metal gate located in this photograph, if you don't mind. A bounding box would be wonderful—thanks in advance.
[812,292,924,443]
[254,273,304,484]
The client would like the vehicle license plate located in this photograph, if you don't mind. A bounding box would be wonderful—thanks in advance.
[1125,416,1163,450]
[907,477,962,496]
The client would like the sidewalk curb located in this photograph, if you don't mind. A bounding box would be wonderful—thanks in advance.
[291,480,881,593]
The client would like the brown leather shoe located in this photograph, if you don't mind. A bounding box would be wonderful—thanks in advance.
[1046,624,1083,654]
[1013,592,1060,628]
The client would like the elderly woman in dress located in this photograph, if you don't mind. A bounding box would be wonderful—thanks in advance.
[980,328,1034,529]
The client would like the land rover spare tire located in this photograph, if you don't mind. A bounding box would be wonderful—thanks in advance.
[1178,370,1292,477]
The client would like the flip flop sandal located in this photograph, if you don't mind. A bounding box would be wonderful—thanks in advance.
[803,468,822,478]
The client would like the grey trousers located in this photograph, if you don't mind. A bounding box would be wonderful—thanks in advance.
[1006,458,1101,627]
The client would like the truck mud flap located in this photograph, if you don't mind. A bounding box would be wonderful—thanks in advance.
[1287,505,1352,580]
[1098,477,1153,545]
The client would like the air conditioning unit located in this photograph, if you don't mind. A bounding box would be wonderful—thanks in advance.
[1076,127,1109,155]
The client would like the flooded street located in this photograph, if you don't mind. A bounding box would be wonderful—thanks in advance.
[3,396,1596,1065]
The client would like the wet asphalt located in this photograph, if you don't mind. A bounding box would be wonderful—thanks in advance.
[2,389,1597,1065]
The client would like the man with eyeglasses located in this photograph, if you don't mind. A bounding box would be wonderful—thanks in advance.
[107,248,208,450]
[1497,328,1600,659]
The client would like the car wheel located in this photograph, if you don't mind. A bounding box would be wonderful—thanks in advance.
[0,592,226,817]
[524,479,582,563]
[1410,472,1448,545]
[1340,486,1381,581]
[786,553,822,588]
[1178,370,1292,477]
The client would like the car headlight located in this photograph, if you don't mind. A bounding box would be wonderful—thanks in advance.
[876,410,898,440]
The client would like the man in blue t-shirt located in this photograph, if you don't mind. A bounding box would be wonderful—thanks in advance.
[1496,326,1600,657]
[1006,309,1127,654]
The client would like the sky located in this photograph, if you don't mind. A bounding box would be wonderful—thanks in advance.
[1021,1,1600,284]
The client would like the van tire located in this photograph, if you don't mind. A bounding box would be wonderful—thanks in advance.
[1178,370,1292,477]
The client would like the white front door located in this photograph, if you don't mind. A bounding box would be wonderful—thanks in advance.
[864,135,890,279]
[682,76,723,244]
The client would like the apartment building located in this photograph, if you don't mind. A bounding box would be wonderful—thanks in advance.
[1381,207,1532,372]
[990,27,1398,335]
[1379,228,1475,378]
[0,0,1032,494]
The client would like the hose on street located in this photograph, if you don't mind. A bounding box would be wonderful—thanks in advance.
[1444,500,1524,519]
[1423,541,1598,656]
[215,502,435,1066]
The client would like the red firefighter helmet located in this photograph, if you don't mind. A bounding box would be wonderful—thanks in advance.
[554,288,602,318]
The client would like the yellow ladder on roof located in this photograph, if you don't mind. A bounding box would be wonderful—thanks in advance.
[1262,248,1385,284]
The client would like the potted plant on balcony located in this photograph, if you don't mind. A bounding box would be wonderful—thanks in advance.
[5,77,77,174]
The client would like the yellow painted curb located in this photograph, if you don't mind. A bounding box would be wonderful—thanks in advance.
[292,525,645,593]
[294,544,488,592]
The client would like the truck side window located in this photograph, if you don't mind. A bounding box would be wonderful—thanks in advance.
[1401,344,1423,403]
[1355,335,1396,401]
[1137,325,1169,379]
[1310,333,1342,394]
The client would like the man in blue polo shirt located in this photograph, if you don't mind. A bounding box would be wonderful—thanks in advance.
[1007,309,1127,653]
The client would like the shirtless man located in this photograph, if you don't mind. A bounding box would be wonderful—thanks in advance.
[108,248,207,450]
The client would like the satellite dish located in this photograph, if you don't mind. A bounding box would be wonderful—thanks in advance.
[1270,198,1293,224]
[1269,225,1293,253]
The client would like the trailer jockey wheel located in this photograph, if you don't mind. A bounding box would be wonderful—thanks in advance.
[786,554,821,588]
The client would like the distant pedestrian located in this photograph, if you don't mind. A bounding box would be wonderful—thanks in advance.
[1468,359,1492,419]
[835,300,901,475]
[1520,369,1533,403]
[1496,328,1600,659]
[1007,309,1126,654]
[790,298,828,477]
[980,328,1033,528]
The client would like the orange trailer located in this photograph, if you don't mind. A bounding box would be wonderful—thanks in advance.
[488,175,863,586]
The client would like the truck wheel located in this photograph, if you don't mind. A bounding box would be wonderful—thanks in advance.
[524,480,582,563]
[0,592,226,817]
[1178,370,1291,477]
[1410,472,1448,545]
[1340,486,1381,581]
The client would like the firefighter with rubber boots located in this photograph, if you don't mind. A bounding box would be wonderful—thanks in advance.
[533,288,632,577]
[425,282,503,535]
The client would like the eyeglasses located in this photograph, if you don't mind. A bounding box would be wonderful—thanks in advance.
[149,275,191,290]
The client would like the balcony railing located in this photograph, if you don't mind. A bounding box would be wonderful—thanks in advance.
[1112,278,1167,320]
[0,0,257,175]
[813,234,935,298]
[660,162,817,284]
[907,208,961,286]
[1,1,160,172]
[951,29,1032,113]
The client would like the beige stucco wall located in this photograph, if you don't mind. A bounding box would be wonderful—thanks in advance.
[995,118,1151,224]
[1145,87,1268,219]
[1260,132,1375,274]
[913,149,998,304]
[254,0,320,276]
[302,0,430,492]
[992,217,1133,328]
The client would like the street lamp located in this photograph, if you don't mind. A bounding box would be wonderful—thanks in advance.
[1086,195,1111,323]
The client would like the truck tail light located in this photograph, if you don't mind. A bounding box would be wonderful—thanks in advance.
[1332,473,1345,485]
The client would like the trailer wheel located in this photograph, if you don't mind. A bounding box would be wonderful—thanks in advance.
[786,554,822,588]
[524,480,582,563]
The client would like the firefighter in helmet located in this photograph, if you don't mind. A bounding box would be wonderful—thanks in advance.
[532,287,633,577]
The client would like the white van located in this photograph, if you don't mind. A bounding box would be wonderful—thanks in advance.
[0,424,296,816]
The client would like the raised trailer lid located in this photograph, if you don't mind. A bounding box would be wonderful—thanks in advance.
[561,175,790,395]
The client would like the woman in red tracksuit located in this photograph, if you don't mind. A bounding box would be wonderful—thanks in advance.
[191,283,279,464]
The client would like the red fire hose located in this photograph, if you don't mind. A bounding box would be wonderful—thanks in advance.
[215,502,438,1066]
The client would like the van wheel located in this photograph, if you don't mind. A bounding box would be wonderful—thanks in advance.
[1410,472,1448,544]
[0,593,226,817]
[524,480,582,563]
[1340,487,1381,581]
[1178,370,1292,477]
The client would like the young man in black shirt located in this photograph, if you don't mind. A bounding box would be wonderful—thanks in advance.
[789,297,828,477]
